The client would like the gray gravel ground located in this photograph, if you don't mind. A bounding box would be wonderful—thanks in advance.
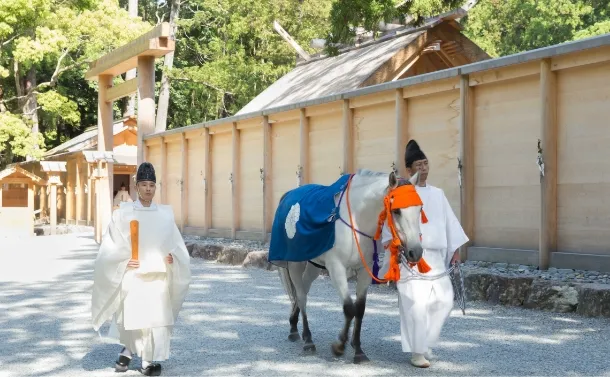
[1,232,610,377]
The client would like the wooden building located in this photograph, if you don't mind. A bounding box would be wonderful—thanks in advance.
[18,117,138,231]
[142,27,610,272]
[0,166,46,237]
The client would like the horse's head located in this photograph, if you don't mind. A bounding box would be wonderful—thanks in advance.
[387,171,424,263]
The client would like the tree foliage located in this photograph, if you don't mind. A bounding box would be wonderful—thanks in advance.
[325,0,461,53]
[0,0,150,167]
[462,0,609,57]
[164,0,334,127]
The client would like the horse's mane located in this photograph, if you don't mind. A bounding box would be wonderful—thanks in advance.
[356,169,411,184]
[355,169,387,178]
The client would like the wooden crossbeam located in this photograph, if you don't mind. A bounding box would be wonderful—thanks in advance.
[85,23,174,80]
[105,79,137,102]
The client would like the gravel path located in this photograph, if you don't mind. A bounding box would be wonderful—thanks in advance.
[1,232,609,377]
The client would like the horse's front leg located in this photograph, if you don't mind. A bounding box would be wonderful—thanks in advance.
[326,259,355,358]
[350,267,371,363]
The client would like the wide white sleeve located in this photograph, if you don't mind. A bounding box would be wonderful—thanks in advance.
[91,209,131,331]
[167,222,192,320]
[443,191,469,265]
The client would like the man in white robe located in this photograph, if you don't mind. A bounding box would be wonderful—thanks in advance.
[92,162,191,376]
[379,140,468,368]
[113,183,133,207]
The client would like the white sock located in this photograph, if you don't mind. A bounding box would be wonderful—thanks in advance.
[142,360,151,368]
[120,347,132,359]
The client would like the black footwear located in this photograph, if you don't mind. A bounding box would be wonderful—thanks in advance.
[140,363,162,376]
[114,355,131,373]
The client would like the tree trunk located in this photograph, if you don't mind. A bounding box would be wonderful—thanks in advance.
[0,86,7,113]
[23,67,39,161]
[155,0,180,133]
[124,0,138,117]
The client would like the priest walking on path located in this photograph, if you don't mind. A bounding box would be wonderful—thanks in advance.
[379,140,469,368]
[91,162,191,376]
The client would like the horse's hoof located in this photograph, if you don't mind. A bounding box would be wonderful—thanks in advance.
[354,353,370,364]
[303,343,316,353]
[288,332,300,342]
[331,342,345,357]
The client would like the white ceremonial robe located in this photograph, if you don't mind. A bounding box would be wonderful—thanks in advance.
[91,200,191,361]
[113,189,133,207]
[378,184,468,354]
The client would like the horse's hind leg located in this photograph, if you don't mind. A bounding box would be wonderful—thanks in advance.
[325,260,355,358]
[351,267,371,363]
[279,266,300,341]
[288,262,317,353]
[288,301,300,342]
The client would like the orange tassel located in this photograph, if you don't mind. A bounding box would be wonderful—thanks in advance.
[421,209,428,224]
[416,258,431,273]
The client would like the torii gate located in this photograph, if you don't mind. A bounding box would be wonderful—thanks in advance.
[85,23,174,243]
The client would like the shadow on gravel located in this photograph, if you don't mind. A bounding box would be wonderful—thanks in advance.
[1,239,609,377]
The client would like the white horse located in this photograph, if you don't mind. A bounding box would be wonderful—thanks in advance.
[277,169,424,363]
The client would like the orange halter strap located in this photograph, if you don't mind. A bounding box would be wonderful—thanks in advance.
[345,176,431,285]
[372,184,431,282]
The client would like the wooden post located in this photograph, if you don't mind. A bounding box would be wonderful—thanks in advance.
[65,161,75,224]
[180,133,188,232]
[75,158,83,223]
[137,56,156,165]
[160,137,167,204]
[87,166,93,226]
[203,128,212,235]
[459,75,475,260]
[0,184,2,207]
[231,123,240,239]
[299,108,309,186]
[49,179,58,235]
[262,116,272,241]
[395,89,409,177]
[28,184,34,235]
[98,74,114,235]
[539,58,558,270]
[40,184,47,219]
[342,99,354,174]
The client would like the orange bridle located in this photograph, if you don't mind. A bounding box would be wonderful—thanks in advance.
[373,184,431,282]
[346,178,431,284]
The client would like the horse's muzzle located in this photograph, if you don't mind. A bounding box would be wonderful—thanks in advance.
[401,244,423,263]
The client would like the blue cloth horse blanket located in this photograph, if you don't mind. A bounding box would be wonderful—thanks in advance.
[268,175,351,268]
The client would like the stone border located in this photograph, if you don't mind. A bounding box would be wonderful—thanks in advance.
[185,239,610,319]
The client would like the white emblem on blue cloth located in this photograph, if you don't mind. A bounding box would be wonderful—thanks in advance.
[285,203,300,239]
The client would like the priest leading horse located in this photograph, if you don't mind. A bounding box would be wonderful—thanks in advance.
[269,169,425,363]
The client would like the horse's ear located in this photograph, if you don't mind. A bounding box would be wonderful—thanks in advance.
[389,171,399,189]
[408,171,420,186]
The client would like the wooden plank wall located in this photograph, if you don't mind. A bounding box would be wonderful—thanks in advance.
[143,44,610,269]
[556,61,610,256]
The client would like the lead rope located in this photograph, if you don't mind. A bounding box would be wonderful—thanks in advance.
[345,176,390,284]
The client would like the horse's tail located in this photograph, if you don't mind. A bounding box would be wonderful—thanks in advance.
[278,265,297,306]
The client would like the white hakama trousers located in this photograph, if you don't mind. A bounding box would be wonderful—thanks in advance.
[397,271,454,354]
[109,271,174,361]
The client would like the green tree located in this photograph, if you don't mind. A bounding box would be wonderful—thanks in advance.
[163,0,333,128]
[0,0,150,167]
[325,0,461,53]
[462,0,608,58]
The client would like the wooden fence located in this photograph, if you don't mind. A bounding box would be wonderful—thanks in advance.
[144,34,610,272]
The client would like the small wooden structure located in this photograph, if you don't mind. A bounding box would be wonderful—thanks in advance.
[40,161,67,235]
[0,166,46,237]
[19,117,138,236]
